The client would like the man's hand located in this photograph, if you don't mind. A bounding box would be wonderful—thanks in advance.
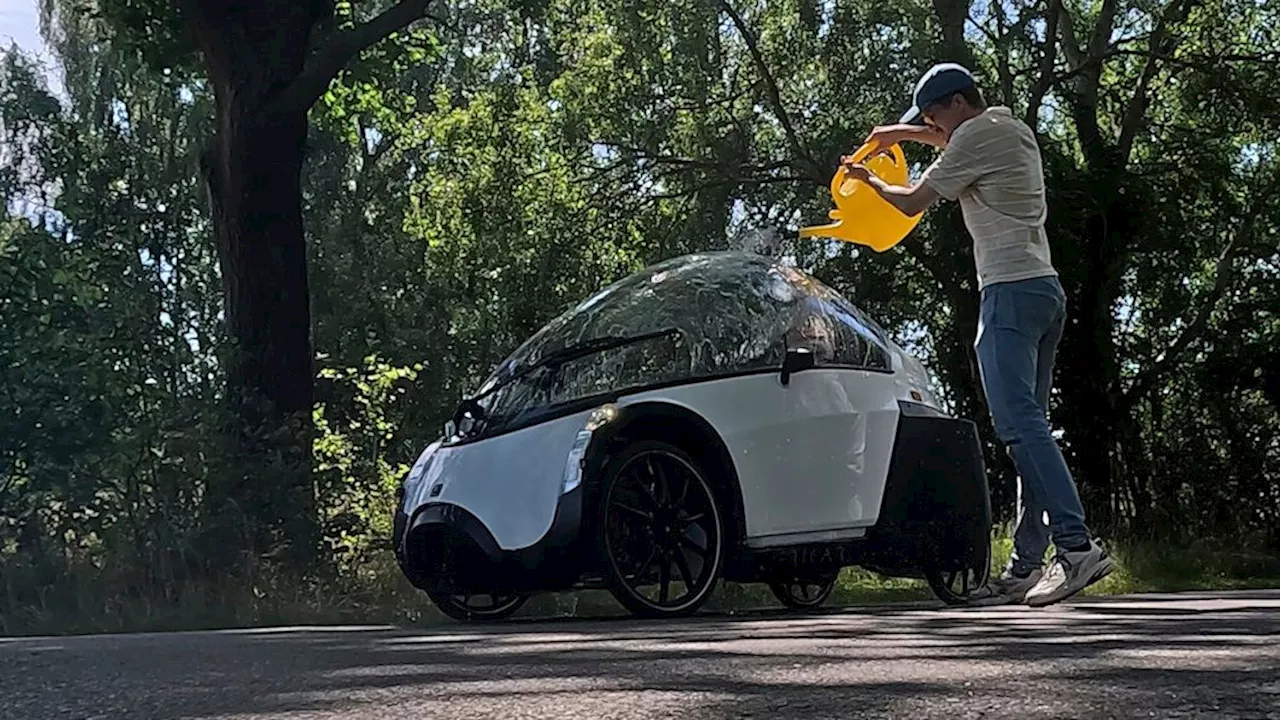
[836,159,940,218]
[839,160,873,184]
[863,123,947,152]
[863,124,912,152]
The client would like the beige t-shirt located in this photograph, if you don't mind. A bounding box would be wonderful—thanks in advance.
[920,106,1056,290]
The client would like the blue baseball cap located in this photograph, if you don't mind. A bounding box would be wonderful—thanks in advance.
[899,62,977,125]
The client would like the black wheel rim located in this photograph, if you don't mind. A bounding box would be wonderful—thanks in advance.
[778,577,835,606]
[936,562,990,600]
[449,593,523,616]
[604,449,722,611]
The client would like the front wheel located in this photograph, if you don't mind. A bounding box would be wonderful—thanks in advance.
[427,590,528,623]
[597,440,726,618]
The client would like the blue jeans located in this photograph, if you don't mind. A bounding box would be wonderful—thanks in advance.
[975,275,1090,573]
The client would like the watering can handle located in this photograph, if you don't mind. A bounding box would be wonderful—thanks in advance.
[832,141,907,196]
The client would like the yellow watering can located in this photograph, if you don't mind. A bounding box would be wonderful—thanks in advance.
[798,141,923,252]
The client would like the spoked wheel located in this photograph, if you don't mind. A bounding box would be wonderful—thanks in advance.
[597,441,726,618]
[427,590,528,623]
[924,544,992,606]
[768,571,839,610]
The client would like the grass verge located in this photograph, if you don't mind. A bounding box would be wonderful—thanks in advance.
[4,533,1278,636]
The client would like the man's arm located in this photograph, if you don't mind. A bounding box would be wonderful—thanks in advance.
[845,117,997,215]
[865,123,948,150]
[848,169,941,217]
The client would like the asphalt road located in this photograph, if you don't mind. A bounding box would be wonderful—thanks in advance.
[3,590,1278,720]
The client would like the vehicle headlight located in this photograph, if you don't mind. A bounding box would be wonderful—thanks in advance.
[561,404,618,494]
[403,439,441,494]
[903,355,940,406]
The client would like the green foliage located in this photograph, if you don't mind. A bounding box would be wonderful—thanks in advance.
[2,0,1277,633]
[314,356,421,570]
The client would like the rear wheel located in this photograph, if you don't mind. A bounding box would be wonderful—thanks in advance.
[428,590,528,623]
[768,571,839,610]
[924,543,991,606]
[597,440,726,618]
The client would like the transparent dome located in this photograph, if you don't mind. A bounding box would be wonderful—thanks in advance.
[466,251,896,434]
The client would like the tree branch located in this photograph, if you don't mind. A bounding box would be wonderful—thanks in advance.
[588,141,799,181]
[1025,0,1062,127]
[177,0,230,88]
[1056,3,1084,68]
[931,0,979,66]
[1087,0,1120,60]
[1119,170,1280,409]
[968,10,1001,45]
[1116,0,1202,163]
[899,233,967,304]
[981,1,1016,106]
[274,0,435,118]
[1057,0,1110,166]
[716,0,820,182]
[1110,48,1280,69]
[979,0,1043,42]
[356,121,397,185]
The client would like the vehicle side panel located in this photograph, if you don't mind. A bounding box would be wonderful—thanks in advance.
[619,370,900,541]
[402,409,595,551]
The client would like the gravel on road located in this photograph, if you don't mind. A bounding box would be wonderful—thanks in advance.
[2,590,1278,720]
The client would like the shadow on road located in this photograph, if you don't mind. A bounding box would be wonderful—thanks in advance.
[2,592,1278,719]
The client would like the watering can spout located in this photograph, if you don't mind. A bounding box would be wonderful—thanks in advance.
[798,141,924,253]
[796,221,843,238]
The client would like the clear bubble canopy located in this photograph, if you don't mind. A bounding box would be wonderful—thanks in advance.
[459,251,897,436]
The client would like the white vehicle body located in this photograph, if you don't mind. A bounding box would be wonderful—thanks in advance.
[393,252,990,621]
[403,364,939,554]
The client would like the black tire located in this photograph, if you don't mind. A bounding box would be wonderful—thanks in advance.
[427,590,528,623]
[768,571,839,610]
[924,543,992,606]
[596,440,726,618]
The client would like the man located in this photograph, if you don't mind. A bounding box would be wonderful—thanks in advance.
[842,62,1113,607]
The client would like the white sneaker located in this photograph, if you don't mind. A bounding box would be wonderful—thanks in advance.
[1024,540,1115,608]
[972,567,1043,606]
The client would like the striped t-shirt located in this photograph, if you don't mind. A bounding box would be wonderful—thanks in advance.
[920,106,1056,290]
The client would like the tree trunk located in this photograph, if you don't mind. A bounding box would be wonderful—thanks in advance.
[195,15,320,574]
[174,0,432,576]
[1052,169,1135,534]
[1056,279,1119,529]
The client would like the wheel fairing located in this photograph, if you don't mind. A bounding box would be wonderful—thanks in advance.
[617,371,900,541]
[402,408,596,551]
